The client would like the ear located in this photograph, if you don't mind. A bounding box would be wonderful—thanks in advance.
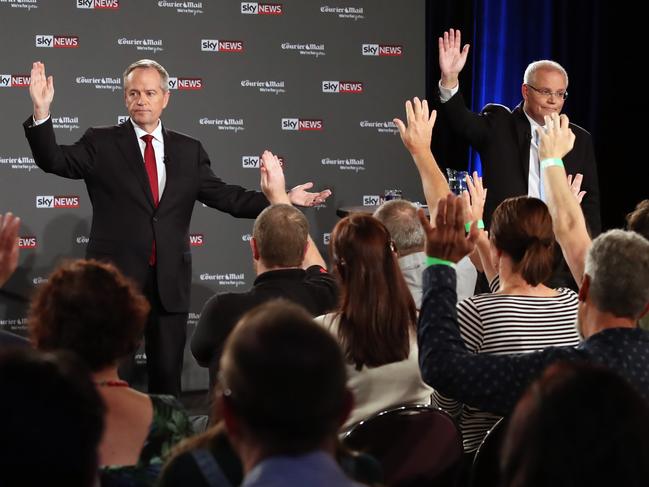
[162,89,170,109]
[337,389,355,429]
[250,237,260,261]
[578,274,591,302]
[521,83,529,102]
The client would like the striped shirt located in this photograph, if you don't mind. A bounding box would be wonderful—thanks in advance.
[431,276,580,452]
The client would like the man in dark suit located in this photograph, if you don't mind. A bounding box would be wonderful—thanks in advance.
[24,60,330,396]
[436,29,600,236]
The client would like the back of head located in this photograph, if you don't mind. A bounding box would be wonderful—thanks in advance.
[501,361,649,487]
[490,197,556,286]
[252,204,309,268]
[523,60,569,86]
[28,259,150,371]
[220,299,348,454]
[0,349,105,487]
[584,229,649,319]
[626,199,649,240]
[330,214,416,369]
[373,199,425,256]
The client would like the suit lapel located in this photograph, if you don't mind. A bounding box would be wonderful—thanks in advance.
[116,120,156,209]
[158,125,176,208]
[512,103,532,188]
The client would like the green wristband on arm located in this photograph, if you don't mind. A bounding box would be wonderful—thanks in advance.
[426,256,455,268]
[541,158,565,169]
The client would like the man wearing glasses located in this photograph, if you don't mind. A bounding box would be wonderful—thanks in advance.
[436,29,600,237]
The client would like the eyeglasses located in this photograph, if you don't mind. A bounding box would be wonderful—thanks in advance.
[526,84,568,100]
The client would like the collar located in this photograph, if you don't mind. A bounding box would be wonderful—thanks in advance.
[254,267,306,285]
[130,118,163,142]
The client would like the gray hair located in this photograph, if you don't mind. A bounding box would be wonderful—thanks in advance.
[123,59,169,92]
[584,229,649,319]
[373,199,424,255]
[523,60,569,87]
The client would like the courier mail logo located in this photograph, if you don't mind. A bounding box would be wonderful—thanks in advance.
[201,40,244,52]
[76,0,120,9]
[35,35,80,48]
[322,81,363,93]
[241,2,283,14]
[361,44,403,56]
[281,118,323,131]
[19,237,37,249]
[168,77,203,90]
[36,195,80,209]
[189,234,204,247]
[0,74,30,88]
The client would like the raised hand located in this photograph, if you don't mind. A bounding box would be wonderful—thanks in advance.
[438,28,470,89]
[417,193,478,263]
[393,97,437,157]
[538,113,575,160]
[0,213,21,287]
[260,150,290,204]
[567,173,586,204]
[29,61,54,120]
[462,171,487,223]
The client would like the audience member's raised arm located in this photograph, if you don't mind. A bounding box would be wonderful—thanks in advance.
[538,113,592,284]
[462,172,496,281]
[0,213,20,287]
[394,97,449,222]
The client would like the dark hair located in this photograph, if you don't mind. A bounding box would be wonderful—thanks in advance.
[330,214,417,369]
[220,299,348,454]
[252,204,309,268]
[501,361,649,487]
[0,349,105,487]
[490,196,556,286]
[626,199,649,240]
[28,259,150,371]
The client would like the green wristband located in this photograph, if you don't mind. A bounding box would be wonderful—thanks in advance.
[464,220,485,232]
[426,256,454,267]
[541,158,565,169]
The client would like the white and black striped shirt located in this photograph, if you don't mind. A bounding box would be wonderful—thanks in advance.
[431,276,580,452]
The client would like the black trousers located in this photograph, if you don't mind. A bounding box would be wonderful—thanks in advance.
[142,265,187,397]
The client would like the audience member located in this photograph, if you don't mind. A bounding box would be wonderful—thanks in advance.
[0,348,105,487]
[191,152,338,391]
[501,361,649,487]
[316,214,432,428]
[28,259,193,487]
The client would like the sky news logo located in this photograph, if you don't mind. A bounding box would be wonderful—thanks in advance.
[241,155,284,168]
[0,75,30,88]
[35,35,79,48]
[77,0,119,8]
[36,195,80,209]
[118,115,129,124]
[201,40,244,52]
[363,195,381,206]
[323,233,331,245]
[241,2,283,14]
[18,237,37,249]
[168,77,203,90]
[189,234,204,247]
[322,80,363,93]
[281,118,323,131]
[361,44,403,56]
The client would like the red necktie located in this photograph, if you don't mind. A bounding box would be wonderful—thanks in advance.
[141,134,159,265]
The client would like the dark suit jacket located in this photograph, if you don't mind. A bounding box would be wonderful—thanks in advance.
[439,92,601,235]
[23,117,269,312]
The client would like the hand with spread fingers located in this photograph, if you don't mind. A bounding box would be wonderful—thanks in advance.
[438,28,470,89]
[538,113,576,160]
[393,97,437,158]
[417,193,479,263]
[29,61,54,121]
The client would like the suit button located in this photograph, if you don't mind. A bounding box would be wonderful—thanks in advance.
[152,217,158,223]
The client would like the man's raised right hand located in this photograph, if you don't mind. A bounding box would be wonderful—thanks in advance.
[29,61,54,120]
[438,28,470,89]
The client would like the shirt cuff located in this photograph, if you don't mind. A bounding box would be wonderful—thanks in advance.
[32,115,50,126]
[438,80,459,103]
